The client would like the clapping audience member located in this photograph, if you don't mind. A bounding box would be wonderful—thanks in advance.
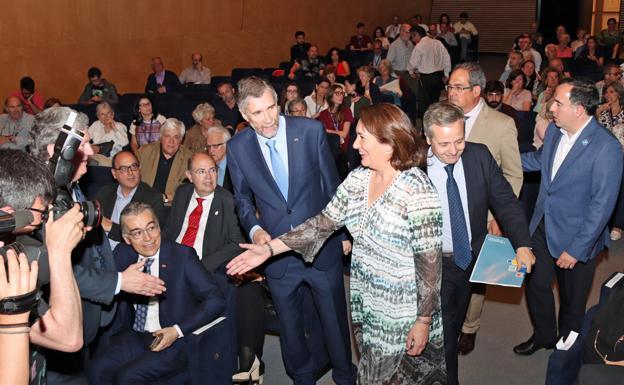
[78,67,119,105]
[88,102,128,158]
[179,53,212,85]
[10,77,44,115]
[145,56,181,95]
[279,82,300,114]
[184,102,222,153]
[129,94,167,154]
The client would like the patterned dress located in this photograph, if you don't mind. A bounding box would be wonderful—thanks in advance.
[279,167,446,385]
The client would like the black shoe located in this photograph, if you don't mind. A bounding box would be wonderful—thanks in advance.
[513,336,555,356]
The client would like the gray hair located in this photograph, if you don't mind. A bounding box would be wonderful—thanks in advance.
[236,76,278,113]
[30,106,89,161]
[191,102,215,123]
[378,59,393,73]
[286,98,307,114]
[96,102,113,115]
[205,125,231,142]
[0,149,56,209]
[160,117,185,137]
[423,102,465,138]
[120,201,158,233]
[453,62,487,90]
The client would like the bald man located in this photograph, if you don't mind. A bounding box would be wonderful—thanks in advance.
[0,96,35,150]
[179,53,212,85]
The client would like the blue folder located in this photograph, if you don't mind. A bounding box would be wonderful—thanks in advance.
[469,234,525,288]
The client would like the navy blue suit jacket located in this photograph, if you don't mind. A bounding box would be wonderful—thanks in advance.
[112,240,225,336]
[522,118,623,262]
[145,70,181,94]
[226,116,343,278]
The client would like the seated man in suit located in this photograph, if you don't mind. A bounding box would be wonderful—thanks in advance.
[166,152,244,272]
[137,118,193,203]
[206,125,233,193]
[96,150,166,251]
[423,102,536,385]
[88,201,226,385]
[145,56,181,95]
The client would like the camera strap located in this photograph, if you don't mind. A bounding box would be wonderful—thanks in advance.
[0,288,41,315]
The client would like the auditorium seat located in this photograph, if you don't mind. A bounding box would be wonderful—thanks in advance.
[231,68,263,86]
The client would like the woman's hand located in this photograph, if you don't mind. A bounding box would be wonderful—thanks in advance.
[405,319,430,356]
[226,243,272,276]
[596,103,610,115]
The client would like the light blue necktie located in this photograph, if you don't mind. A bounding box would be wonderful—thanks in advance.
[444,164,472,270]
[132,258,155,332]
[266,139,288,200]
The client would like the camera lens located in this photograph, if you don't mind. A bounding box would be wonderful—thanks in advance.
[80,200,102,228]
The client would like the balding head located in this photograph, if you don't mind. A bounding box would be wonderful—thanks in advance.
[5,96,23,120]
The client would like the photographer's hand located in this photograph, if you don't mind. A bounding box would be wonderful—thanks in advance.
[45,204,85,258]
[121,260,166,297]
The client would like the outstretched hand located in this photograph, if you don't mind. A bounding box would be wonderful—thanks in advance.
[226,243,271,276]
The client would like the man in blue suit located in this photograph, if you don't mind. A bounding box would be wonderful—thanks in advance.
[226,76,355,385]
[514,79,623,355]
[88,201,226,384]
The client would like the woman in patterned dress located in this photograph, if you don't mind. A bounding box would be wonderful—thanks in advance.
[228,103,446,385]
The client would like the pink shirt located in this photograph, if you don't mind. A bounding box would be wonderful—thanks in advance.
[10,90,44,115]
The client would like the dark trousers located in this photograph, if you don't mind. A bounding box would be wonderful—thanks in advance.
[88,331,187,385]
[419,70,445,113]
[235,281,266,365]
[441,256,473,385]
[266,257,355,385]
[525,220,597,345]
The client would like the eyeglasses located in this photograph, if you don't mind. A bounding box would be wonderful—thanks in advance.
[114,163,140,174]
[191,167,217,176]
[445,84,474,92]
[333,91,345,96]
[124,223,160,240]
[286,89,298,94]
[206,142,224,150]
[138,102,151,107]
[289,108,306,114]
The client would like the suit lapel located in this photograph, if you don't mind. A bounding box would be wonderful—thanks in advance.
[550,119,597,186]
[203,190,223,258]
[157,242,171,327]
[468,103,488,141]
[460,146,479,238]
[285,119,302,204]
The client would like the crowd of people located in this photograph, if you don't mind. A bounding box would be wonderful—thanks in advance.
[1,10,624,385]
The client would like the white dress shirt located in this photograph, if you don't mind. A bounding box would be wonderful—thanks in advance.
[175,190,215,259]
[408,36,452,77]
[551,117,592,181]
[464,98,486,139]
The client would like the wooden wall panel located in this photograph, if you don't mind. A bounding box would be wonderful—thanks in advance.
[430,0,536,53]
[0,0,426,103]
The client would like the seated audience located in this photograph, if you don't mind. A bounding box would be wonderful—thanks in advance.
[373,59,401,105]
[373,27,390,49]
[529,21,544,52]
[325,47,351,77]
[184,102,222,153]
[179,52,212,85]
[571,28,587,54]
[437,13,455,33]
[385,15,401,40]
[96,150,166,251]
[78,67,119,105]
[88,201,226,385]
[349,22,373,51]
[0,96,34,150]
[356,65,382,105]
[503,70,532,111]
[533,67,562,113]
[596,63,624,101]
[543,43,558,62]
[286,98,307,117]
[288,45,325,79]
[521,60,538,94]
[533,97,555,149]
[511,34,542,71]
[205,125,233,192]
[304,77,330,118]
[137,118,193,203]
[129,94,167,153]
[279,82,300,114]
[438,22,458,48]
[484,80,517,121]
[453,12,478,61]
[597,17,621,58]
[411,14,428,30]
[290,30,311,63]
[576,36,604,66]
[145,56,181,95]
[500,51,524,82]
[556,33,573,58]
[317,84,353,178]
[10,76,44,115]
[596,80,624,130]
[214,82,245,130]
[88,102,129,158]
[549,57,571,78]
[370,39,386,70]
[344,75,371,119]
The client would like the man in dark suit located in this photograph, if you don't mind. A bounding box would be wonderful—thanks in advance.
[514,79,623,355]
[145,56,181,95]
[423,102,536,385]
[166,153,244,272]
[226,76,355,385]
[205,125,233,193]
[95,150,166,251]
[88,201,226,384]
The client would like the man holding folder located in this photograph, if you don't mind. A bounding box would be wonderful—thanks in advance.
[423,102,535,385]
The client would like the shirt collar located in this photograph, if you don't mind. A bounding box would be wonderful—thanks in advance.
[192,189,215,200]
[140,249,160,261]
[464,98,485,119]
[116,184,138,199]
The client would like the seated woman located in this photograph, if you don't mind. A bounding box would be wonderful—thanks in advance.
[533,67,562,114]
[356,65,382,105]
[521,60,539,97]
[344,75,371,119]
[279,82,300,115]
[325,47,351,77]
[436,13,454,33]
[576,36,604,67]
[503,70,532,111]
[317,84,354,179]
[129,94,167,153]
[556,33,573,58]
[373,27,390,49]
[88,102,128,158]
[373,59,401,106]
[184,102,223,153]
[304,77,330,118]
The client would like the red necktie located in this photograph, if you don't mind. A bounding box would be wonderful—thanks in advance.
[181,197,205,247]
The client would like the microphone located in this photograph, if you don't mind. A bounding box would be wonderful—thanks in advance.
[0,210,35,234]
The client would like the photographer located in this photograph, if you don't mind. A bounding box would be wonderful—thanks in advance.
[28,107,166,384]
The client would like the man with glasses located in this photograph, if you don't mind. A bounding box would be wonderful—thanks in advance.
[95,150,165,251]
[205,125,233,193]
[446,63,523,356]
[166,152,244,272]
[595,63,624,100]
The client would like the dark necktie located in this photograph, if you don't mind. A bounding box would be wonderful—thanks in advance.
[444,164,472,270]
[181,198,205,247]
[132,258,156,332]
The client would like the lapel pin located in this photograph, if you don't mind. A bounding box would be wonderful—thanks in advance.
[214,211,219,216]
[161,264,167,268]
[581,139,589,146]
[294,138,299,142]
